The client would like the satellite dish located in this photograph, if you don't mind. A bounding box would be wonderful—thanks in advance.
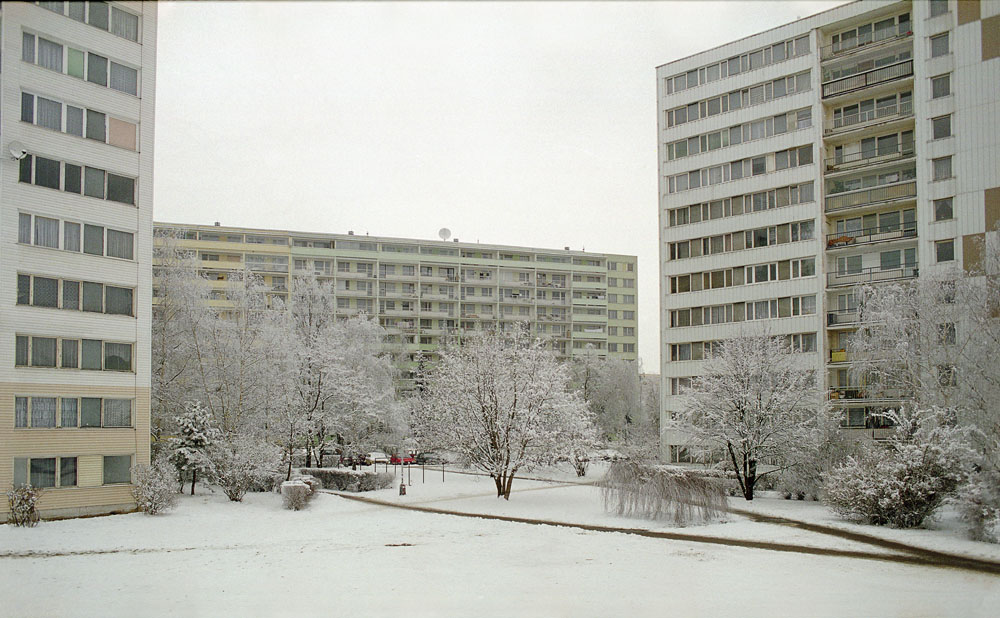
[8,141,27,161]
[438,228,451,242]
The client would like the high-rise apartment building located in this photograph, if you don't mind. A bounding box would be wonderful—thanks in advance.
[153,222,638,374]
[658,0,999,461]
[2,2,157,519]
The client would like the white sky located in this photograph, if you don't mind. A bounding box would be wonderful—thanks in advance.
[153,0,848,370]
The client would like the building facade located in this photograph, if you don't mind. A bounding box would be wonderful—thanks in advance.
[153,223,639,377]
[658,0,1000,461]
[1,1,156,520]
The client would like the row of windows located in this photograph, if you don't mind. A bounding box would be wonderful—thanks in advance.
[17,274,134,316]
[668,219,815,261]
[606,294,636,304]
[669,256,815,296]
[607,326,636,337]
[608,343,637,353]
[18,213,134,260]
[671,293,816,330]
[835,249,918,275]
[606,261,636,272]
[22,91,137,151]
[15,396,133,428]
[828,12,910,55]
[663,35,810,95]
[669,182,814,228]
[13,454,133,488]
[830,92,911,128]
[20,154,136,205]
[666,108,812,162]
[38,1,140,43]
[608,310,636,321]
[831,208,916,237]
[822,49,911,83]
[607,277,635,288]
[666,145,814,194]
[15,336,133,372]
[827,166,915,196]
[670,323,816,362]
[665,71,811,128]
[22,31,138,96]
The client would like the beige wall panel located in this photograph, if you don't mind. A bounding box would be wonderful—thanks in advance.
[963,233,985,273]
[77,454,104,487]
[959,0,981,25]
[986,187,1000,231]
[983,15,1000,60]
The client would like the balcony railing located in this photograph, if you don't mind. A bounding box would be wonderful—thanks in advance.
[821,25,912,60]
[826,224,916,249]
[827,308,860,326]
[825,180,917,213]
[840,426,897,440]
[822,59,913,99]
[830,348,848,363]
[825,144,914,172]
[829,386,909,401]
[826,101,913,134]
[827,264,918,287]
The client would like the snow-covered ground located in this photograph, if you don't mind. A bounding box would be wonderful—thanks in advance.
[2,466,998,617]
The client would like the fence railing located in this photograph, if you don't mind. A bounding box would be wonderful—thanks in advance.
[821,25,912,60]
[827,101,913,133]
[826,225,916,248]
[827,308,860,326]
[826,264,918,287]
[825,143,914,171]
[825,180,917,213]
[822,59,913,98]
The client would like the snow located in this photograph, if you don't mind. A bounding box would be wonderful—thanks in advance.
[2,466,999,617]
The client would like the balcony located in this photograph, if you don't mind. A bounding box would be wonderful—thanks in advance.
[825,144,914,174]
[829,348,848,364]
[825,101,913,136]
[825,180,916,214]
[822,59,912,99]
[827,308,860,327]
[826,264,917,288]
[821,25,912,61]
[826,225,916,250]
[829,386,909,402]
[336,288,374,297]
[840,426,896,440]
[536,281,568,289]
[500,295,534,305]
[421,273,459,283]
[538,313,570,322]
[337,271,375,280]
[381,291,417,299]
[536,297,569,306]
[421,293,456,301]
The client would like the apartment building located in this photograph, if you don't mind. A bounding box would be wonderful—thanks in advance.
[658,0,1000,461]
[1,2,156,520]
[153,223,639,376]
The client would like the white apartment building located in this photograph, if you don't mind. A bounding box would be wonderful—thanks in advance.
[1,2,156,520]
[658,0,1000,461]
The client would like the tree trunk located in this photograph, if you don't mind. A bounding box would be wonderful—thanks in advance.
[493,474,504,498]
[743,459,757,501]
[305,440,312,468]
[190,469,197,495]
[503,470,516,500]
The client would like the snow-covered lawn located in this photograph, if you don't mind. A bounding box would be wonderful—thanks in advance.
[2,466,999,617]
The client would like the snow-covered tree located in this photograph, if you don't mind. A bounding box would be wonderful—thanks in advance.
[210,434,283,502]
[570,351,640,443]
[673,329,829,500]
[131,454,179,515]
[824,406,977,528]
[414,324,592,499]
[169,402,221,495]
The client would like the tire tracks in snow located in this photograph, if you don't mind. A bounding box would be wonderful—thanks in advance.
[326,483,1000,576]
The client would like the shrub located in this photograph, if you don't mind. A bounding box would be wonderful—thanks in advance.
[131,456,178,515]
[281,481,311,511]
[211,435,283,502]
[958,469,1000,543]
[6,484,42,527]
[823,407,976,528]
[299,468,394,492]
[601,461,727,525]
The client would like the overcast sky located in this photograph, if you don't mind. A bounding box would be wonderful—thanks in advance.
[153,0,848,370]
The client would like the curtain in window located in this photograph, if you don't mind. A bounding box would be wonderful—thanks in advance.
[33,277,58,308]
[66,106,84,136]
[107,230,134,259]
[35,216,60,248]
[38,38,63,72]
[84,167,106,198]
[83,282,104,312]
[61,338,79,368]
[15,398,28,428]
[89,1,109,29]
[31,338,57,367]
[37,97,62,131]
[31,458,57,488]
[19,214,32,244]
[31,397,57,428]
[64,222,81,252]
[22,32,35,62]
[88,53,108,86]
[111,8,139,42]
[103,399,131,427]
[16,336,29,366]
[105,286,133,316]
[61,399,78,428]
[68,2,85,21]
[105,342,132,371]
[110,63,138,95]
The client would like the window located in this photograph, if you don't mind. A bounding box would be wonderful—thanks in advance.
[934,197,953,221]
[106,286,133,316]
[62,339,79,368]
[111,7,140,42]
[939,323,957,345]
[103,399,132,427]
[933,156,953,180]
[936,239,955,262]
[81,397,102,426]
[930,33,949,58]
[931,74,950,98]
[84,224,104,255]
[929,0,949,18]
[103,455,132,485]
[932,115,951,139]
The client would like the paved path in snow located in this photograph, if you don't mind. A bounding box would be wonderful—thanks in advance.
[325,476,1000,577]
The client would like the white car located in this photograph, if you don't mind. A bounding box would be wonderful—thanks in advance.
[364,451,389,465]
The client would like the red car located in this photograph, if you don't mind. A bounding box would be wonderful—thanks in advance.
[390,454,415,465]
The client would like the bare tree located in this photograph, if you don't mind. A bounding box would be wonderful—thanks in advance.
[673,329,828,500]
[570,351,639,443]
[414,324,591,499]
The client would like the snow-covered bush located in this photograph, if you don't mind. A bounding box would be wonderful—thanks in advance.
[130,455,178,515]
[958,469,1000,543]
[210,435,283,502]
[169,402,221,495]
[823,407,976,528]
[601,461,727,525]
[298,467,391,492]
[281,481,311,510]
[6,484,42,527]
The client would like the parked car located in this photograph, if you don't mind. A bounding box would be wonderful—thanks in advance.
[415,451,449,465]
[364,451,389,465]
[390,454,415,465]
